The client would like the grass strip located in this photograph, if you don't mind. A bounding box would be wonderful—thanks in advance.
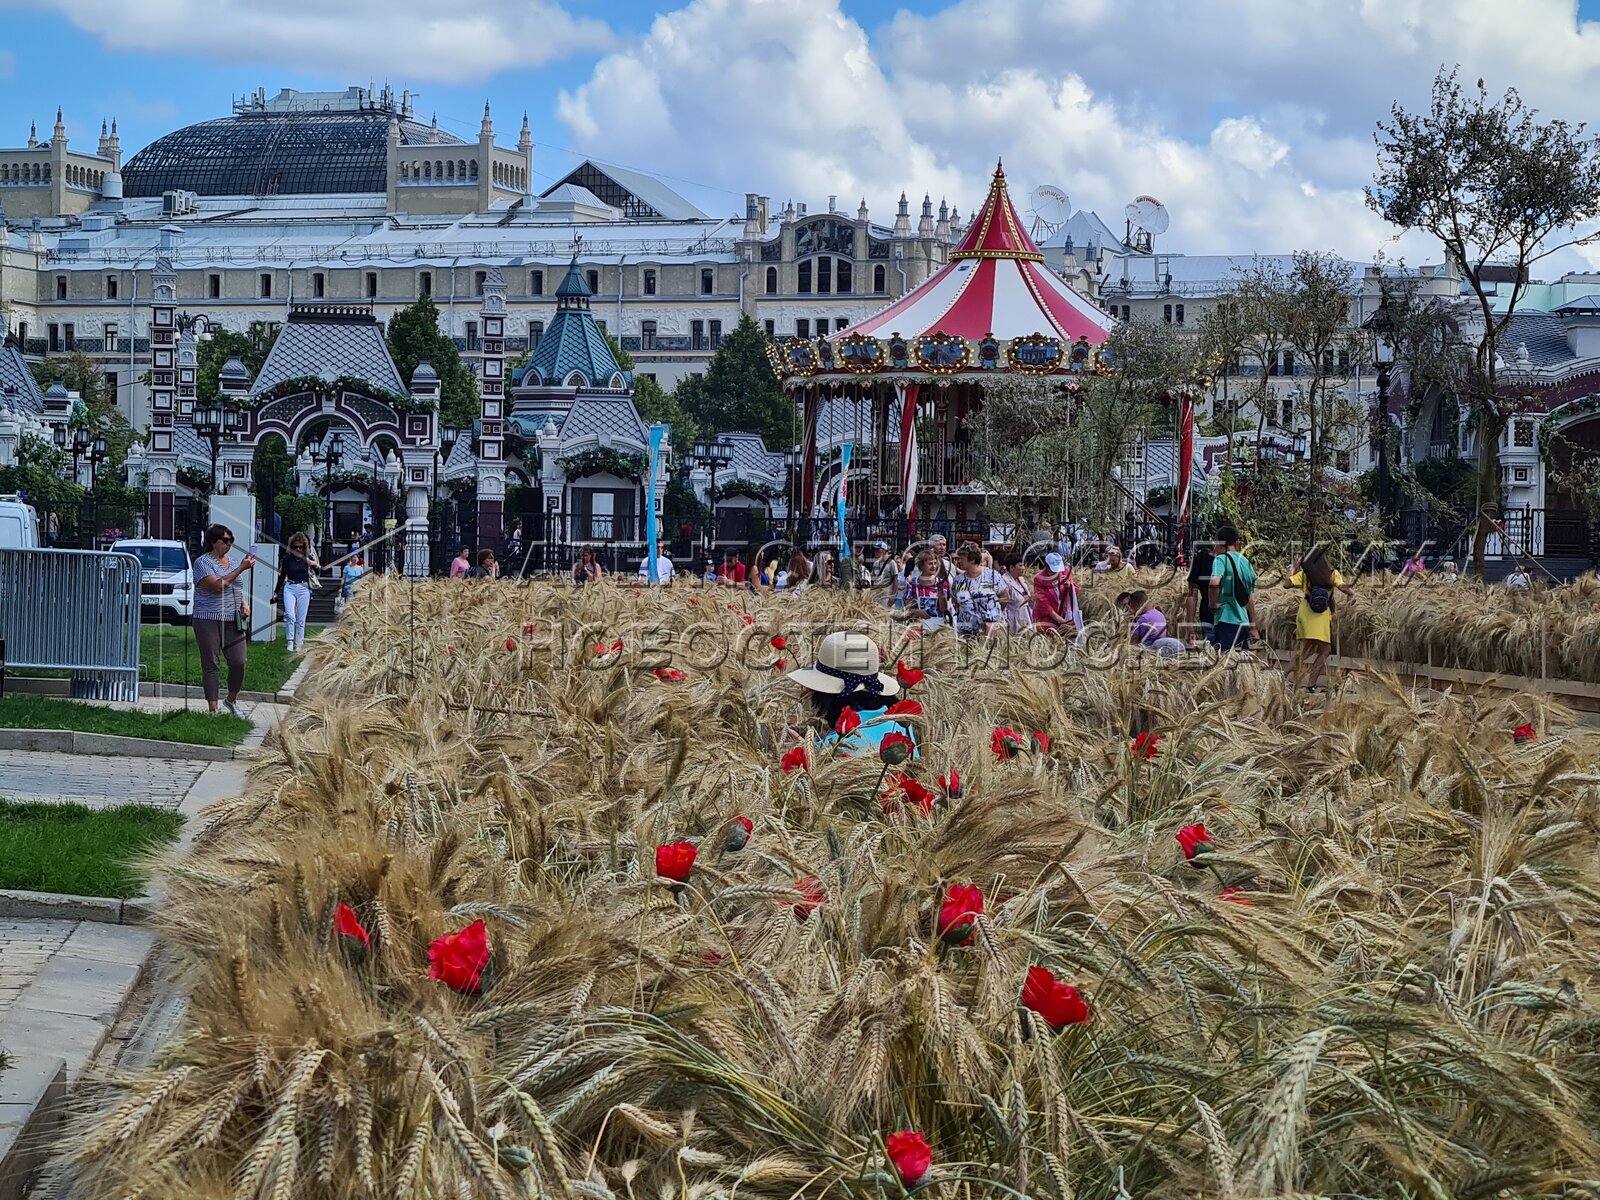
[0,695,250,747]
[0,799,183,899]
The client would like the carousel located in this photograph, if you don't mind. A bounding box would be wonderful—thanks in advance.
[770,161,1118,538]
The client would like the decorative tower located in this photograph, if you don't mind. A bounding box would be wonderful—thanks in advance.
[477,102,494,213]
[475,266,507,550]
[918,194,935,238]
[935,199,950,242]
[49,107,67,217]
[857,197,869,222]
[145,233,180,538]
[107,119,121,170]
[892,192,912,238]
[404,362,441,577]
[518,113,534,197]
[385,117,400,212]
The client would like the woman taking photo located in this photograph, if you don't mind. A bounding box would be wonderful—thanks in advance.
[193,524,254,716]
[279,531,319,653]
[571,547,604,586]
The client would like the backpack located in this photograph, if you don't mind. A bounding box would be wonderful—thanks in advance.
[1306,585,1332,614]
[1219,552,1251,607]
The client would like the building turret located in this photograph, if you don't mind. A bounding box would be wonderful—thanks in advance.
[26,122,36,150]
[893,192,911,237]
[97,120,109,157]
[918,194,935,237]
[479,101,493,139]
[52,107,65,144]
[107,119,120,169]
[518,113,534,197]
[935,198,950,241]
[857,197,869,222]
[477,103,494,212]
[949,207,963,240]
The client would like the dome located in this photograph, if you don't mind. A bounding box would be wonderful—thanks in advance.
[122,110,464,199]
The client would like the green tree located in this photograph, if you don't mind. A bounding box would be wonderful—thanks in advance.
[30,350,136,470]
[385,296,479,430]
[1368,68,1600,574]
[196,323,278,404]
[679,314,791,449]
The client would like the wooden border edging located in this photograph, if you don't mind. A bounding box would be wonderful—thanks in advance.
[1261,648,1600,708]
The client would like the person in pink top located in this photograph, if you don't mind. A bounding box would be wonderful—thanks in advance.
[449,546,471,579]
[1031,552,1083,641]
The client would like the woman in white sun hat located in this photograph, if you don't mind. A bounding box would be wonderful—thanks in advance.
[787,630,916,759]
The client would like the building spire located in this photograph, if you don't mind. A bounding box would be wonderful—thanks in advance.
[893,191,912,237]
[27,121,36,149]
[857,196,869,222]
[53,106,65,143]
[480,101,493,138]
[517,111,532,155]
[917,193,935,236]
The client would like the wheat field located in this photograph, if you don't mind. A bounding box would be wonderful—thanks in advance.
[63,577,1600,1199]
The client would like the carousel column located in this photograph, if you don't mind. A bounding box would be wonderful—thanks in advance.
[475,267,507,551]
[400,448,434,578]
[144,252,178,539]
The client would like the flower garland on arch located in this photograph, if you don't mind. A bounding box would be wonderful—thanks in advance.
[1537,392,1600,460]
[556,447,648,482]
[247,375,432,415]
[710,478,784,503]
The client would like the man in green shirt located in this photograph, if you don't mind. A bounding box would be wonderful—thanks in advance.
[1206,526,1257,651]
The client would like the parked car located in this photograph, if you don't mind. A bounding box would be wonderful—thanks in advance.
[112,538,194,622]
[0,496,40,549]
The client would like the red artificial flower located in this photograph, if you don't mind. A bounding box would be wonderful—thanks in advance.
[1131,732,1160,760]
[1021,965,1090,1030]
[653,668,687,683]
[882,773,936,816]
[885,699,923,718]
[689,597,699,605]
[726,815,754,851]
[611,639,624,652]
[522,622,535,634]
[885,1131,932,1187]
[836,707,862,737]
[742,615,755,626]
[655,841,698,883]
[333,902,370,950]
[504,638,517,651]
[780,745,809,774]
[938,883,985,945]
[879,730,916,766]
[428,919,490,994]
[991,727,1026,760]
[894,661,925,690]
[593,642,609,656]
[771,635,787,650]
[787,876,825,920]
[939,767,962,799]
[446,645,455,657]
[1512,722,1537,743]
[1032,731,1051,754]
[1217,887,1254,906]
[1175,823,1212,862]
[701,948,723,965]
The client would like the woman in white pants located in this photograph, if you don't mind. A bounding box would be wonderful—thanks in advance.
[280,531,319,652]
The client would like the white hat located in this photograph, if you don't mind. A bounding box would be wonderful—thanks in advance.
[786,631,900,698]
[1045,552,1065,573]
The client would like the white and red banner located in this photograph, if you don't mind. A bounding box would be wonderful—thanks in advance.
[896,380,921,536]
[1175,392,1195,564]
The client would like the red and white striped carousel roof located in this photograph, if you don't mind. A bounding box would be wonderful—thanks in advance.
[838,162,1116,344]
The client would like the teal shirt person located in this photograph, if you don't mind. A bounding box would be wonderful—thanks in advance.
[821,707,919,759]
[1211,549,1257,626]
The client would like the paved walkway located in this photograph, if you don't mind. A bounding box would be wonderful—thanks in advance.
[0,750,207,810]
[0,920,78,1019]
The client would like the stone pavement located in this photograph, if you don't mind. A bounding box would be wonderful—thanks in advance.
[0,750,207,811]
[0,923,77,1021]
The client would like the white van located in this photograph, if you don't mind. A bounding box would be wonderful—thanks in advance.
[112,538,194,622]
[0,496,40,550]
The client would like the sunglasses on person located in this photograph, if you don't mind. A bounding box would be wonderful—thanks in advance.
[219,535,234,543]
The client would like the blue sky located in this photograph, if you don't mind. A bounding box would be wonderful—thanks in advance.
[5,0,1600,266]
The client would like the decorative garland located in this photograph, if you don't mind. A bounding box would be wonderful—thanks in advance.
[311,468,383,491]
[176,465,214,495]
[556,448,647,482]
[250,375,430,414]
[711,478,783,503]
[1537,393,1600,459]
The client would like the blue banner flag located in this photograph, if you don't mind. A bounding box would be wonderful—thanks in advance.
[646,424,668,584]
[837,442,852,560]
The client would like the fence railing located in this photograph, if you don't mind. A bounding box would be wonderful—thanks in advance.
[0,548,142,701]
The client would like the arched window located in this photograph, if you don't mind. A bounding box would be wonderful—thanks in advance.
[765,266,778,294]
[873,265,886,292]
[837,260,852,293]
[798,261,812,294]
[435,160,443,179]
[817,257,832,294]
[447,161,456,180]
[458,159,467,179]
[470,160,478,180]
[643,268,656,295]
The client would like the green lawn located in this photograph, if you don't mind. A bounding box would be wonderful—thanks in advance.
[138,624,321,694]
[0,799,183,899]
[0,694,251,746]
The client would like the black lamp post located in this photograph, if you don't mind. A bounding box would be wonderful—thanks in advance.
[308,431,345,557]
[693,439,733,549]
[194,403,226,493]
[432,422,459,567]
[1367,300,1396,536]
[785,447,804,538]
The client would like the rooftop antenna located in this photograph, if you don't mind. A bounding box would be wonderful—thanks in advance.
[1027,184,1070,241]
[1123,195,1169,253]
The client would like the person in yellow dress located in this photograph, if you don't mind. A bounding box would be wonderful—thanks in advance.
[1283,544,1355,692]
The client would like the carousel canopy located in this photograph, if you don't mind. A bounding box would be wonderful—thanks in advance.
[838,162,1116,344]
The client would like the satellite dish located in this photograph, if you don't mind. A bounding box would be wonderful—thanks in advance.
[1123,196,1170,251]
[1028,185,1070,239]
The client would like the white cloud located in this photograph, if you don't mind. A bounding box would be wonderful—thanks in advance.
[1,0,612,83]
[556,0,1600,268]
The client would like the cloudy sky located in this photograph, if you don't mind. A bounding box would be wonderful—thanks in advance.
[5,0,1600,270]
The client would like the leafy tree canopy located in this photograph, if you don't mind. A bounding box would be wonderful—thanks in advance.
[30,350,136,472]
[674,315,791,451]
[196,323,278,405]
[385,296,479,430]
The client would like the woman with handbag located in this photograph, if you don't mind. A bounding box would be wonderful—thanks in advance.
[279,531,319,653]
[193,523,254,716]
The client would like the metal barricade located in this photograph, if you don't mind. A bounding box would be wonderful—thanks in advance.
[0,549,142,702]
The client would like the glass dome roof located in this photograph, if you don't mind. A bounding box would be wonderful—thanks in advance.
[122,111,463,199]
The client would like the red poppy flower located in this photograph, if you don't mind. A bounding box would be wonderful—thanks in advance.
[771,635,787,650]
[780,745,809,773]
[894,661,925,690]
[653,668,687,683]
[1175,823,1212,862]
[836,707,862,737]
[428,919,490,994]
[1131,732,1160,760]
[701,948,723,964]
[1032,731,1051,754]
[774,658,787,670]
[882,773,936,816]
[885,699,923,718]
[1021,965,1090,1030]
[1217,887,1254,905]
[991,727,1025,759]
[786,876,825,920]
[879,730,916,766]
[886,1131,932,1187]
[1512,722,1537,743]
[655,841,697,882]
[742,615,755,626]
[938,883,984,945]
[593,641,609,656]
[333,902,370,950]
[504,638,517,651]
[611,639,624,652]
[689,597,699,605]
[522,622,535,634]
[939,767,962,798]
[446,645,456,657]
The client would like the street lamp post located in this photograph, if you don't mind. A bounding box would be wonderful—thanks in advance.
[432,422,459,572]
[1367,300,1396,539]
[784,447,804,539]
[692,439,733,551]
[194,403,225,493]
[308,432,345,559]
